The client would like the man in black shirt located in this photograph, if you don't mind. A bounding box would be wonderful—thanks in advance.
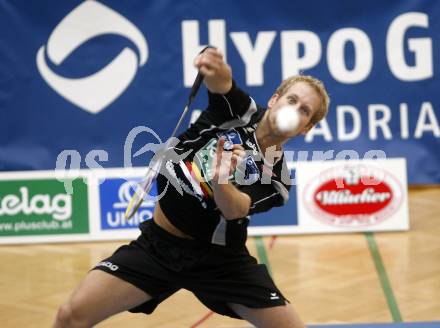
[54,48,329,328]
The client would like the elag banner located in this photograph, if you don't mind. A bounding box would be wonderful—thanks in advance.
[0,178,89,238]
[0,0,439,183]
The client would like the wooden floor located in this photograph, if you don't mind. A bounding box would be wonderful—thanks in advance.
[0,187,439,327]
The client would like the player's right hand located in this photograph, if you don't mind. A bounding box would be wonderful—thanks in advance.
[193,48,232,94]
[211,138,246,184]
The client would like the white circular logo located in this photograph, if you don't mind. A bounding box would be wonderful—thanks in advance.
[36,1,148,114]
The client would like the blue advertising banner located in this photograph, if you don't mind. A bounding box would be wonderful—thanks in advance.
[0,0,439,183]
[99,178,155,230]
[251,184,298,227]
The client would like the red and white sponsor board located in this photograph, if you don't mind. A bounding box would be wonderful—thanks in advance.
[296,158,409,233]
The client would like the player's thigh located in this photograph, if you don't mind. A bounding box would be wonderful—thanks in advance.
[65,269,152,323]
[228,303,305,328]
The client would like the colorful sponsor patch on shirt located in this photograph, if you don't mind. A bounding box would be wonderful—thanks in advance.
[234,155,260,185]
[194,138,218,188]
[183,160,213,198]
[193,137,261,189]
[217,128,242,150]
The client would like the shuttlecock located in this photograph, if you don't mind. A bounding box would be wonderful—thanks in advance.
[275,106,300,133]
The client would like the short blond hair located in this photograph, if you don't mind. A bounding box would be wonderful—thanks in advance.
[275,75,330,125]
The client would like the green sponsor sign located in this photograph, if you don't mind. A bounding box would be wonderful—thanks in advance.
[0,179,89,236]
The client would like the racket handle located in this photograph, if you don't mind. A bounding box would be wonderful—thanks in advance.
[187,72,204,104]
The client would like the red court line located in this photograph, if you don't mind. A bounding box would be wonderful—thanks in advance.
[189,310,214,328]
[268,235,278,250]
[189,235,278,328]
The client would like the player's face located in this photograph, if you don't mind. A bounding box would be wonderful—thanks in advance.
[267,81,321,138]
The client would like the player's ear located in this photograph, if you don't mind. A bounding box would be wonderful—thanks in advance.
[267,94,279,109]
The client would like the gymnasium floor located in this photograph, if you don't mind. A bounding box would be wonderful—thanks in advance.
[1,187,439,327]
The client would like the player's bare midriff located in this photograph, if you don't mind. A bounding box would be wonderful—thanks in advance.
[153,203,194,239]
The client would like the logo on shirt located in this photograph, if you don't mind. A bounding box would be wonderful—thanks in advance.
[195,139,261,186]
[245,139,259,156]
[194,138,218,187]
[217,128,242,150]
[234,155,260,185]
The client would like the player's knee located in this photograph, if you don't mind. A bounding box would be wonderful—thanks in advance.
[229,303,305,328]
[278,308,305,328]
[277,307,305,328]
[55,302,92,328]
[55,303,72,327]
[261,316,305,328]
[283,319,305,328]
[264,318,305,328]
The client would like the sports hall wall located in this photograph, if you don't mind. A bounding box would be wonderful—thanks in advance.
[0,0,438,243]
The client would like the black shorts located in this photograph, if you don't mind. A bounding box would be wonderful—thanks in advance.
[92,219,288,319]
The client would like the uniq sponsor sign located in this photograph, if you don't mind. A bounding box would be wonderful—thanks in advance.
[297,159,408,231]
[0,179,89,236]
[99,178,156,230]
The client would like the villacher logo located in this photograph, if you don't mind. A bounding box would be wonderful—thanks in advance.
[303,164,404,227]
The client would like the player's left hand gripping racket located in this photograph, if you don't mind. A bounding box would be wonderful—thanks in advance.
[124,46,213,220]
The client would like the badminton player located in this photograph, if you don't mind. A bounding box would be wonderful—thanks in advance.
[53,48,329,328]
